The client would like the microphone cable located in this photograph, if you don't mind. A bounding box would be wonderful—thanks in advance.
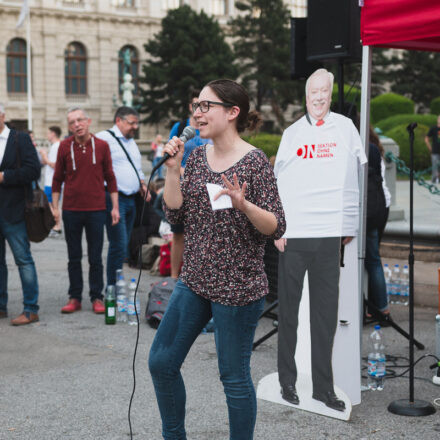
[127,127,195,439]
[128,169,156,440]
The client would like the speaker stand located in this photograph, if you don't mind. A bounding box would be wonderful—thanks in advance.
[337,59,344,114]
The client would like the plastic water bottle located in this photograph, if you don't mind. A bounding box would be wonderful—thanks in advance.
[383,264,392,305]
[127,278,140,326]
[367,325,386,390]
[400,265,409,306]
[116,275,127,323]
[390,264,401,304]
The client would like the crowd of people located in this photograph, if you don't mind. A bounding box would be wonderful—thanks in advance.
[0,69,426,439]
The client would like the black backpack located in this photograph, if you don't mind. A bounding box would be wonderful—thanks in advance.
[145,277,177,328]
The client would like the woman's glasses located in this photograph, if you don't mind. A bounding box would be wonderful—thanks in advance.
[192,100,233,113]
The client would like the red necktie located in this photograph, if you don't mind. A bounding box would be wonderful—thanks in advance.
[316,119,325,126]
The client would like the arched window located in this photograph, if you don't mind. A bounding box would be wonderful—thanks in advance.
[118,45,139,96]
[65,42,87,95]
[7,38,27,93]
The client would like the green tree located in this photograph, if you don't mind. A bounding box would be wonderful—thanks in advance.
[390,51,440,111]
[139,6,237,125]
[229,0,301,129]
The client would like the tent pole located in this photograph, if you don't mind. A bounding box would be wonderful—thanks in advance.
[359,45,371,388]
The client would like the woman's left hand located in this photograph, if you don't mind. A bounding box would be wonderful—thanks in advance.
[214,173,248,212]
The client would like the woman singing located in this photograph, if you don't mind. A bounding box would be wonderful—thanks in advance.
[148,79,286,440]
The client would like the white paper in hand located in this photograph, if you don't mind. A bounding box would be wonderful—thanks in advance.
[206,183,233,211]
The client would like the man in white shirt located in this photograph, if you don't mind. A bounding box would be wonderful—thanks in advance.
[41,126,62,235]
[96,106,149,286]
[274,69,367,411]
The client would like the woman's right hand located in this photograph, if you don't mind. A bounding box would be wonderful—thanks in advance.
[274,238,286,253]
[163,136,185,171]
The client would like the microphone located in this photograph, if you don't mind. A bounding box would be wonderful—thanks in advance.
[151,126,197,174]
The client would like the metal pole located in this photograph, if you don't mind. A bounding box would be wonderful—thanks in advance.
[26,9,32,131]
[408,125,415,403]
[359,45,372,379]
[338,60,344,114]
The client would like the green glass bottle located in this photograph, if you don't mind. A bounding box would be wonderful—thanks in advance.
[105,285,116,325]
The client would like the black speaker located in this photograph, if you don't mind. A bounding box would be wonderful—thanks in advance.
[307,0,362,62]
[290,17,322,79]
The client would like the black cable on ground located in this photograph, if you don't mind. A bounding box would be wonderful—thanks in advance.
[128,171,155,440]
[361,353,440,381]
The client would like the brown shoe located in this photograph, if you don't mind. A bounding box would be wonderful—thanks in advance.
[11,312,39,326]
[0,310,7,319]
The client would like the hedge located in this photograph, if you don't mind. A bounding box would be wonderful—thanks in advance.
[370,93,415,124]
[430,97,440,115]
[242,133,281,159]
[384,123,431,170]
[375,114,437,133]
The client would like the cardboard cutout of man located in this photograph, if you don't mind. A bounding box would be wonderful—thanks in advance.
[274,69,367,412]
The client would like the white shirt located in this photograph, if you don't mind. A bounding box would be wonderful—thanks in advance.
[274,112,368,238]
[0,125,11,166]
[381,159,391,208]
[96,125,145,195]
[44,141,60,187]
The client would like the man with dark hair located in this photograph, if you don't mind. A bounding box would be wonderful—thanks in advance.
[41,125,62,235]
[167,90,211,279]
[53,107,119,314]
[0,103,41,325]
[424,115,440,184]
[96,106,149,286]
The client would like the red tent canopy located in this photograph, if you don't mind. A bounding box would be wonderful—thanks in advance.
[361,0,440,52]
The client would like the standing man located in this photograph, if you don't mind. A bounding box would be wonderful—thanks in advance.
[274,69,367,411]
[167,90,211,279]
[96,106,149,286]
[52,107,119,314]
[424,115,440,184]
[41,126,62,235]
[0,103,41,325]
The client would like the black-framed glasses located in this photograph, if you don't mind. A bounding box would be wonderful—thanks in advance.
[192,100,233,113]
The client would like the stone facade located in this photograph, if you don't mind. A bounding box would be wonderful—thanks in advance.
[0,0,305,144]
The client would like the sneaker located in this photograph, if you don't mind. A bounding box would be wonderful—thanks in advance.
[92,299,105,314]
[49,229,62,238]
[61,298,82,313]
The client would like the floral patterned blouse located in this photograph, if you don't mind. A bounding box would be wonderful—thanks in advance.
[163,145,286,306]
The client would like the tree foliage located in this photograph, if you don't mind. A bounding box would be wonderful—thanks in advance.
[389,51,440,111]
[139,6,238,124]
[228,0,301,129]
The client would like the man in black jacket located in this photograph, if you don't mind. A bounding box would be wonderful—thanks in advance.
[0,103,41,325]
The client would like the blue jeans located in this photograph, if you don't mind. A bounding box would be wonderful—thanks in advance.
[365,228,388,312]
[105,192,136,286]
[152,157,164,179]
[0,216,39,314]
[148,281,264,440]
[62,210,106,302]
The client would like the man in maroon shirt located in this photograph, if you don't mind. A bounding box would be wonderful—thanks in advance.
[52,107,120,314]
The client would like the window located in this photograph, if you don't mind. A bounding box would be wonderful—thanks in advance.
[162,0,182,10]
[112,0,135,6]
[212,0,227,15]
[118,46,139,96]
[65,42,87,95]
[7,38,27,93]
